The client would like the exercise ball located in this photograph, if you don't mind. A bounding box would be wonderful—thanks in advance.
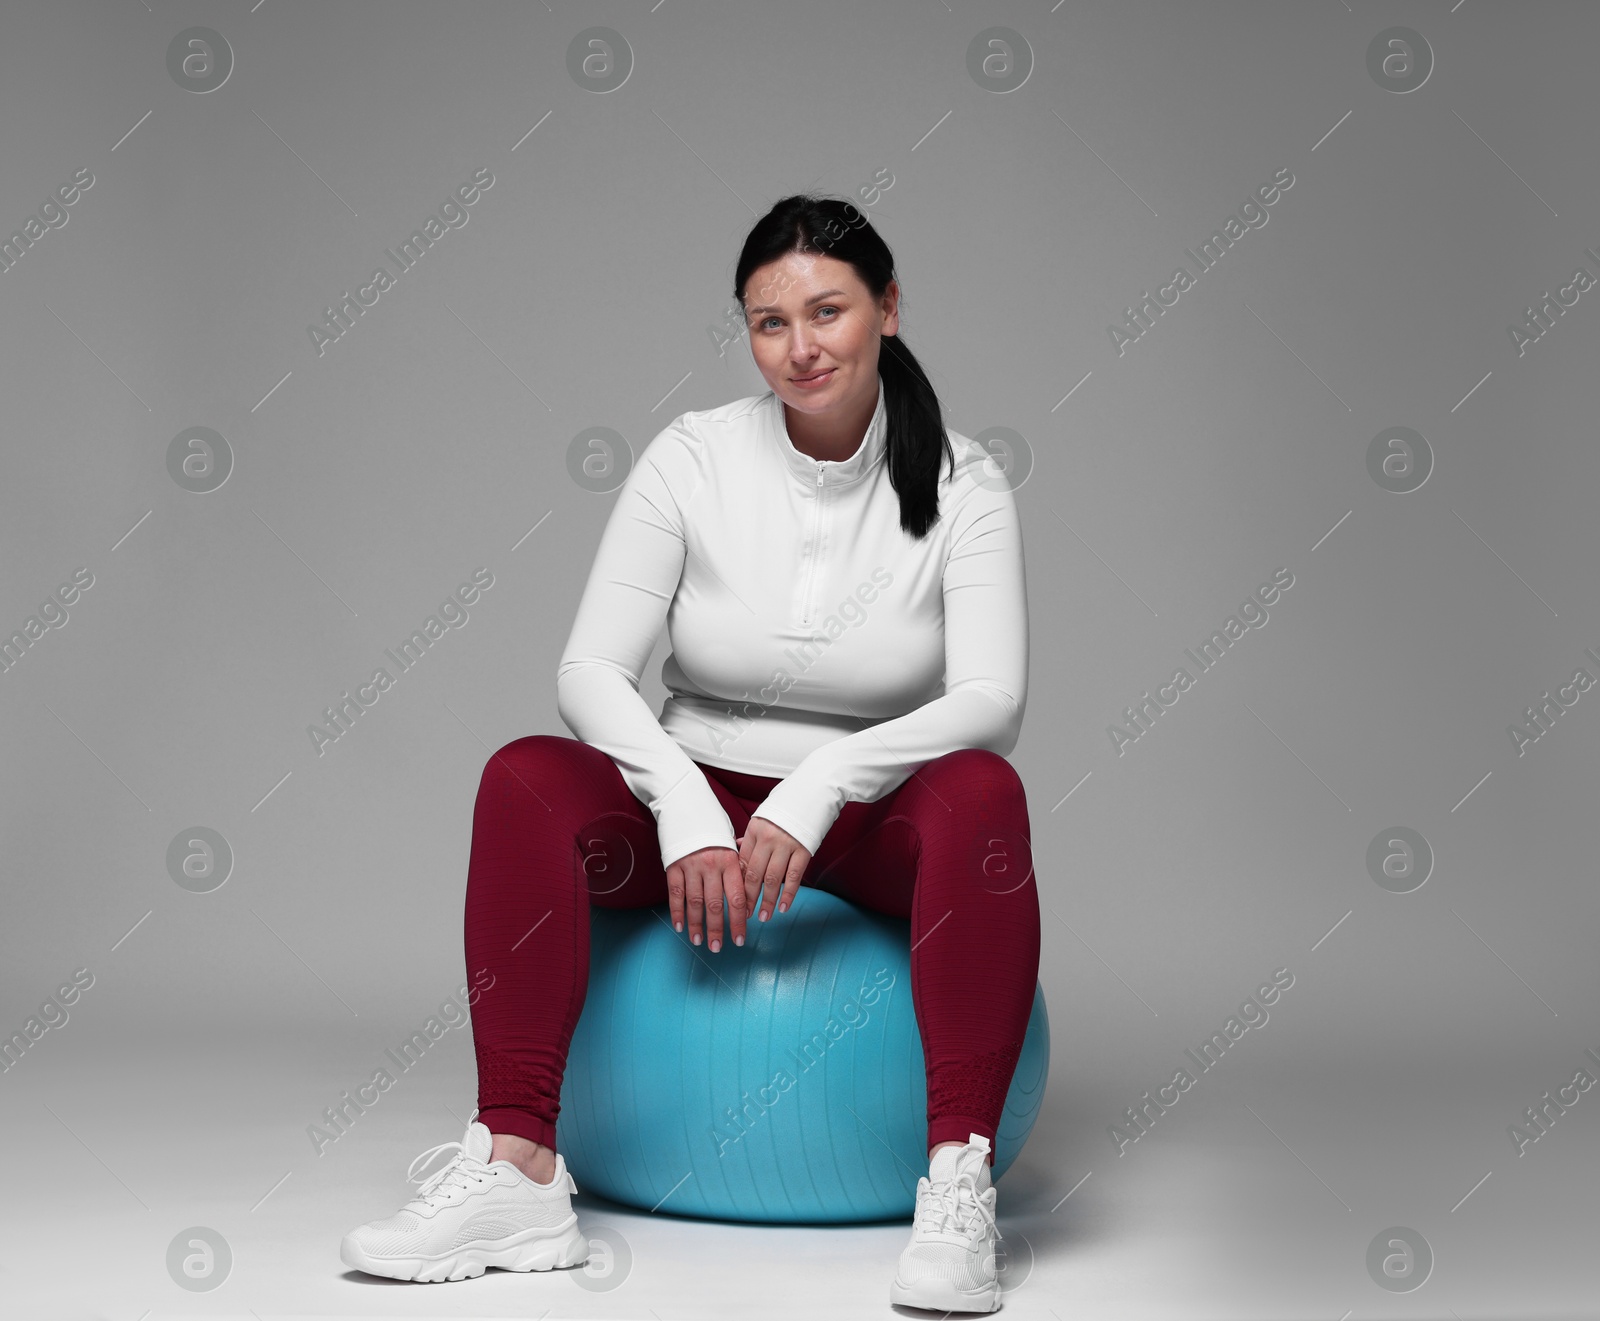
[554,884,1049,1223]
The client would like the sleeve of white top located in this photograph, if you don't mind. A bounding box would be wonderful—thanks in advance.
[555,420,739,871]
[749,459,1030,856]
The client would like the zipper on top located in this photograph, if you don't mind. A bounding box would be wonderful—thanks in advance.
[800,461,825,626]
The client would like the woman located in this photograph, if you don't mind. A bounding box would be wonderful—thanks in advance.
[340,194,1041,1313]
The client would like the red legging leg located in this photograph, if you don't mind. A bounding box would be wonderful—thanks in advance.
[463,735,668,1151]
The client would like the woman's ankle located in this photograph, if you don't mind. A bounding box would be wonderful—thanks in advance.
[489,1131,558,1184]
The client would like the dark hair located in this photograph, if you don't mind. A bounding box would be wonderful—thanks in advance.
[733,194,953,540]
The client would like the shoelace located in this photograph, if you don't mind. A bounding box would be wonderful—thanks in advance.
[920,1170,1000,1242]
[404,1140,487,1209]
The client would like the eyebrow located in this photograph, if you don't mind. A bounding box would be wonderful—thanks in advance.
[744,288,848,317]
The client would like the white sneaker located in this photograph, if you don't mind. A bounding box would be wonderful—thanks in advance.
[889,1131,1002,1313]
[340,1109,589,1282]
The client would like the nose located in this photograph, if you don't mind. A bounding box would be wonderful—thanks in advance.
[787,324,818,362]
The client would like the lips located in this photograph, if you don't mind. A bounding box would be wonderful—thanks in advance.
[793,368,834,383]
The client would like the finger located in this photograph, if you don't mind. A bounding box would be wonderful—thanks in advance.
[760,843,794,920]
[751,841,781,921]
[744,861,765,926]
[723,855,748,947]
[777,848,809,914]
[686,866,704,946]
[740,836,766,920]
[704,866,725,953]
[667,862,685,934]
[739,831,758,895]
[734,833,753,903]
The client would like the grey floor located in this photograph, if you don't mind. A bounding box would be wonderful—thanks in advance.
[6,1024,1593,1320]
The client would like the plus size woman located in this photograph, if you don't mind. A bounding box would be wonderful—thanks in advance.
[341,194,1041,1313]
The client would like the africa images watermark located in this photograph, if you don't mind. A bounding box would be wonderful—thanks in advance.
[1108,568,1295,755]
[308,567,495,756]
[1107,166,1296,356]
[1507,644,1600,756]
[307,969,494,1155]
[686,567,896,761]
[0,567,95,679]
[306,166,496,358]
[0,966,95,1075]
[710,964,896,1157]
[1506,245,1600,357]
[1110,966,1295,1156]
[0,166,95,278]
[1506,1045,1600,1157]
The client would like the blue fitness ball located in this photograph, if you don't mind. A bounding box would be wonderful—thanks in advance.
[554,884,1050,1223]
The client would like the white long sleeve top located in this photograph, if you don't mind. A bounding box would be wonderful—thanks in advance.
[555,376,1029,870]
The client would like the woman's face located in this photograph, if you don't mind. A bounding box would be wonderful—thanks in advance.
[742,250,899,422]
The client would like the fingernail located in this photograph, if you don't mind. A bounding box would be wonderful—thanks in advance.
[710,939,721,952]
[778,902,787,913]
[674,921,683,932]
[759,912,767,922]
[735,935,744,946]
[692,933,701,945]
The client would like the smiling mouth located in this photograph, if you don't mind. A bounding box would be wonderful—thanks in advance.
[793,368,834,382]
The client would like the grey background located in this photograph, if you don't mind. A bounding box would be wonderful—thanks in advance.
[2,1,1595,1317]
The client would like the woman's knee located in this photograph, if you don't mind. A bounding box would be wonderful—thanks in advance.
[479,733,592,789]
[916,749,1034,888]
[922,747,1027,805]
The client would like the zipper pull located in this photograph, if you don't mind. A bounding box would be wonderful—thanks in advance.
[816,464,824,486]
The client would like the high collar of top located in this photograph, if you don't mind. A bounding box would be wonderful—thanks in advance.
[767,375,887,489]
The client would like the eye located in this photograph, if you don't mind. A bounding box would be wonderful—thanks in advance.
[816,305,839,319]
[759,316,780,331]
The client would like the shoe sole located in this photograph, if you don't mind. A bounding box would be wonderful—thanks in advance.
[341,1215,589,1282]
[889,1272,1000,1313]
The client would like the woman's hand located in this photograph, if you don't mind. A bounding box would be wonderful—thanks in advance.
[665,846,747,953]
[737,816,813,923]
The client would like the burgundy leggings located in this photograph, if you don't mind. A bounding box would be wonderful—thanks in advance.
[464,734,1041,1165]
